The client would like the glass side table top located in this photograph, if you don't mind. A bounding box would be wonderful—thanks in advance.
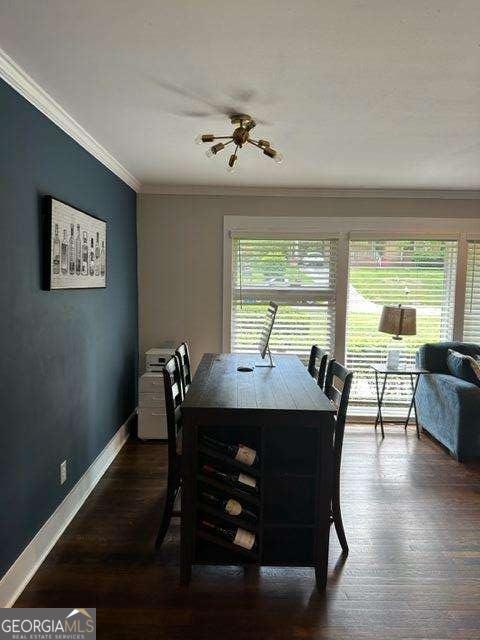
[370,364,429,375]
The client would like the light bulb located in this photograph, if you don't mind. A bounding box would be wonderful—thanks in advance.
[274,152,284,164]
[226,164,237,174]
[206,142,225,158]
[196,133,214,145]
[227,153,238,173]
[206,148,215,158]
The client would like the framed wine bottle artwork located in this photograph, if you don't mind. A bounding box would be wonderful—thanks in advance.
[44,196,107,290]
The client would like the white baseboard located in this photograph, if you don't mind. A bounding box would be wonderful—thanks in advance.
[0,414,134,608]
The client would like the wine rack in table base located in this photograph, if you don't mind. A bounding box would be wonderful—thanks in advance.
[190,424,327,572]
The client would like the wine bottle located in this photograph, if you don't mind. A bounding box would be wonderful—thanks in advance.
[61,229,68,275]
[201,464,257,492]
[75,224,82,275]
[89,237,95,276]
[100,240,106,276]
[52,224,60,274]
[202,434,258,466]
[68,224,75,275]
[201,492,258,522]
[95,232,100,275]
[81,232,88,275]
[200,520,257,551]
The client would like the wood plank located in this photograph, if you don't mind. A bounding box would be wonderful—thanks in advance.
[182,353,335,413]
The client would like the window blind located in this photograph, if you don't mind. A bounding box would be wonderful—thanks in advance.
[231,238,337,361]
[345,239,457,411]
[464,241,480,342]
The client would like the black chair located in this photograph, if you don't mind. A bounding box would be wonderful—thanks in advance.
[324,359,353,554]
[307,345,329,389]
[155,355,184,549]
[176,341,192,396]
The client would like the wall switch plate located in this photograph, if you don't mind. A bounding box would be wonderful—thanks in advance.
[60,460,67,485]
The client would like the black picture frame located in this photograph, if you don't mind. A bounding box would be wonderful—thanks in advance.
[44,196,107,290]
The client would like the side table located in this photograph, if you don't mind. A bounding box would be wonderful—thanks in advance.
[370,365,428,439]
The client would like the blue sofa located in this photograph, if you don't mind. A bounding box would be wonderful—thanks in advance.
[416,342,480,461]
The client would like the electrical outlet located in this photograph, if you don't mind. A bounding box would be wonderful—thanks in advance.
[60,460,67,485]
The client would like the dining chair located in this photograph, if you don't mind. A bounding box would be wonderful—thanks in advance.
[155,355,184,549]
[176,341,192,396]
[324,359,353,554]
[307,345,329,389]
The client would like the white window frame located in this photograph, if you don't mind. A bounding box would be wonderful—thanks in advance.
[462,237,480,342]
[223,216,480,362]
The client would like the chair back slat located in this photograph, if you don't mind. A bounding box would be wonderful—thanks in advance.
[173,405,182,424]
[176,342,192,395]
[307,345,329,389]
[163,355,184,463]
[324,359,353,470]
[171,382,181,402]
[328,385,342,409]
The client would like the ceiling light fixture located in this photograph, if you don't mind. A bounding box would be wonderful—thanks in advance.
[195,114,283,173]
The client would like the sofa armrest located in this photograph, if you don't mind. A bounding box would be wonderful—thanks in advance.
[419,373,480,459]
[427,373,480,404]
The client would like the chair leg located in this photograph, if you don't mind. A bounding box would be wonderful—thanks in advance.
[155,472,178,549]
[332,493,349,555]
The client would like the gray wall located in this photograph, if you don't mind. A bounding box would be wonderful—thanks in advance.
[0,78,138,578]
[138,193,479,368]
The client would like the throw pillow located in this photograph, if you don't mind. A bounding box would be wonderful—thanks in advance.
[447,349,480,386]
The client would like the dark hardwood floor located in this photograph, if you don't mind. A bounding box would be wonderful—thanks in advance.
[15,426,480,639]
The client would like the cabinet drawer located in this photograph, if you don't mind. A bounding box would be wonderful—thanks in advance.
[138,408,167,439]
[139,375,164,393]
[139,392,165,408]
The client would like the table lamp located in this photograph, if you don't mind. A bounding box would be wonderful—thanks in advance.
[378,304,416,369]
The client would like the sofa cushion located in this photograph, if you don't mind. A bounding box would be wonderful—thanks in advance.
[447,349,480,386]
[417,342,480,373]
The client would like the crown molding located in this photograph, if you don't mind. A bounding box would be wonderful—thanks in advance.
[0,47,141,192]
[140,184,480,199]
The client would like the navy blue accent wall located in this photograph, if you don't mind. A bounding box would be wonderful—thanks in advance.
[0,78,138,578]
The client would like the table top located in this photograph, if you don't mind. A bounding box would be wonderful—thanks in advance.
[370,364,429,375]
[182,353,335,413]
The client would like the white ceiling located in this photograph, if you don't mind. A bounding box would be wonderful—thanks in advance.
[1,0,479,190]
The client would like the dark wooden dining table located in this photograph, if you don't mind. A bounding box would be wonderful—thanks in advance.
[180,352,336,590]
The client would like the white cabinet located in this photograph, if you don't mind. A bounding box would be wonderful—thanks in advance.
[139,372,165,393]
[138,343,177,440]
[138,408,167,439]
[139,392,164,408]
[138,372,167,439]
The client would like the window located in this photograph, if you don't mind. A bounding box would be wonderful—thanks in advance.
[231,238,337,361]
[464,241,480,342]
[345,239,458,411]
[225,217,480,418]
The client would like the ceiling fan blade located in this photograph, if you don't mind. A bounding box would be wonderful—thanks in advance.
[150,78,274,125]
[179,110,216,118]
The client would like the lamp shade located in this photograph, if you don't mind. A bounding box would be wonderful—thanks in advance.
[379,305,416,338]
